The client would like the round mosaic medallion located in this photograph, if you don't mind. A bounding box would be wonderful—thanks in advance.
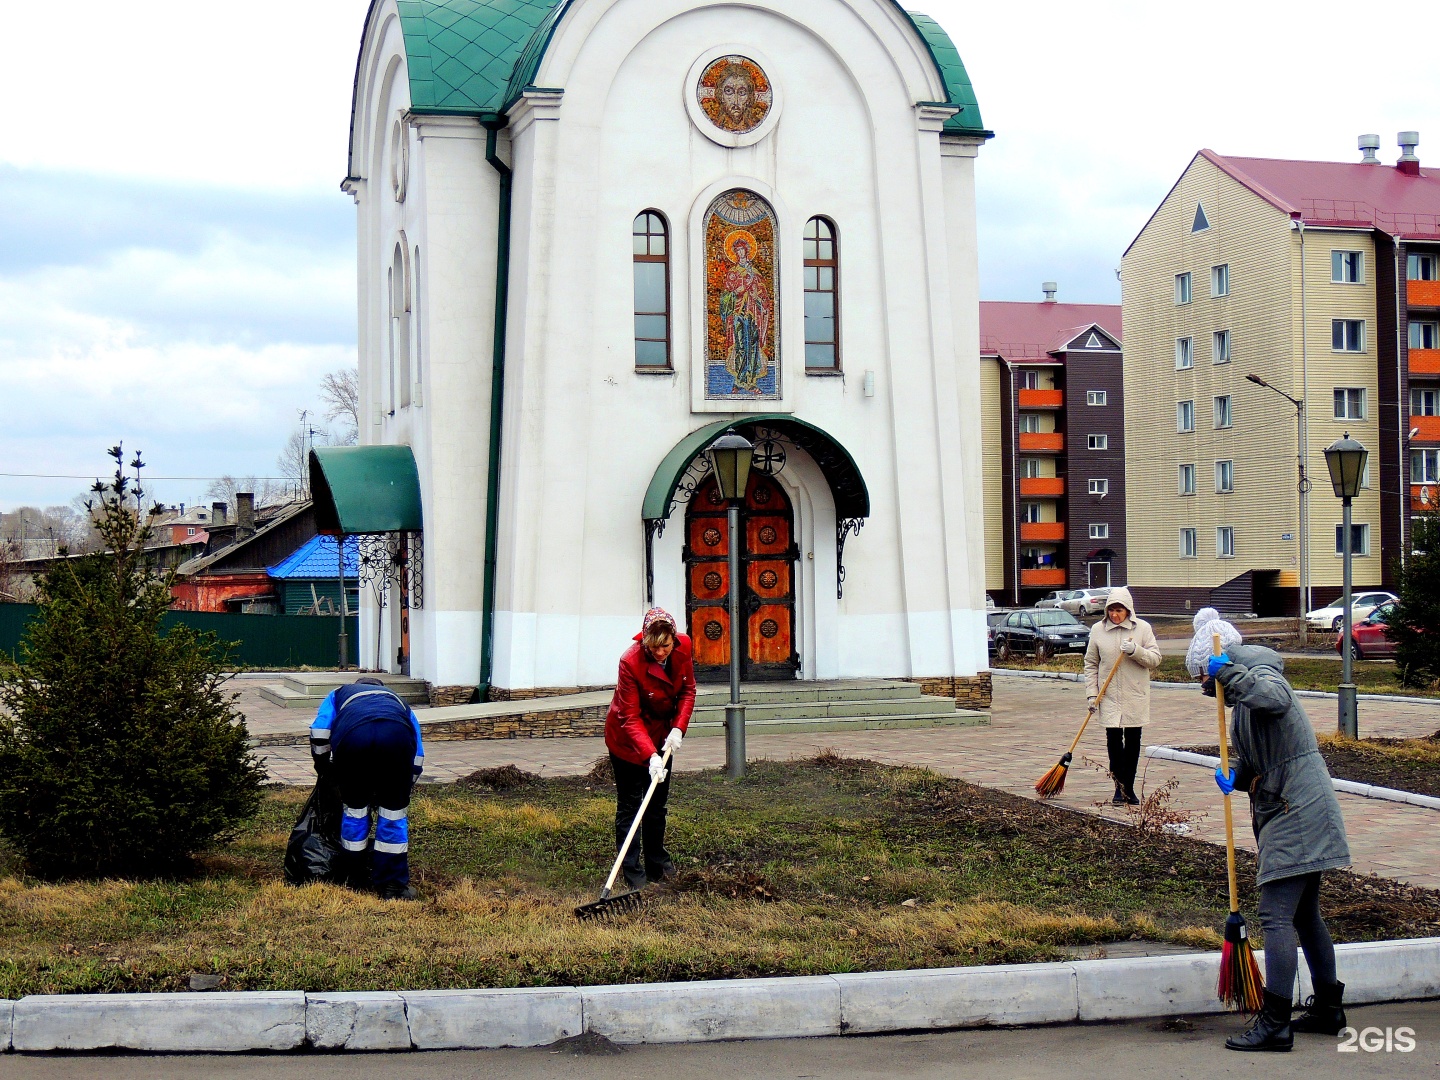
[705,620,724,641]
[696,55,772,134]
[758,525,778,545]
[702,527,723,547]
[759,619,779,639]
[752,486,772,505]
[758,569,778,590]
[704,571,723,591]
[707,487,724,506]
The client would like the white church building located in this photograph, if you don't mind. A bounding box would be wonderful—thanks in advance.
[316,0,993,704]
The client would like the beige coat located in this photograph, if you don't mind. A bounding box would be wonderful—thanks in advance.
[1083,586,1162,728]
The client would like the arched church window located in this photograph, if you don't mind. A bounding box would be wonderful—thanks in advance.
[633,212,670,368]
[804,217,839,371]
[391,243,411,408]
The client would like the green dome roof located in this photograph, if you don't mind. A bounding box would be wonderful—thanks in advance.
[387,0,988,136]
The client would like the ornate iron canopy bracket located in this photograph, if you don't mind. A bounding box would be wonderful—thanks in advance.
[837,517,864,599]
[356,530,424,610]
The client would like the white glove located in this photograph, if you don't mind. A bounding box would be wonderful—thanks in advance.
[1120,639,1137,655]
[648,753,669,784]
[663,728,683,754]
[1086,696,1097,713]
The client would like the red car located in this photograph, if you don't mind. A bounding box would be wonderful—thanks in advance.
[1336,603,1397,661]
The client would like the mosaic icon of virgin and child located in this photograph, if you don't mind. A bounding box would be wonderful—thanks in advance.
[718,228,773,394]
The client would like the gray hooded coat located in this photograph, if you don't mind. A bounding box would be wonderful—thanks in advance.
[1214,644,1351,886]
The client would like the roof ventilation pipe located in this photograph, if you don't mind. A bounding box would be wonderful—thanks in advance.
[1041,281,1058,303]
[1398,131,1420,175]
[1357,134,1381,165]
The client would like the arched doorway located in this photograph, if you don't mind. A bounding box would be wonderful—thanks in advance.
[685,471,798,682]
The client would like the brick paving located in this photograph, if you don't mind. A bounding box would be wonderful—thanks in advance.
[248,672,1440,890]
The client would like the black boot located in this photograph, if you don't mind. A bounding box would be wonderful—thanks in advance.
[1123,785,1140,805]
[1225,989,1293,1052]
[1292,980,1345,1036]
[1112,783,1126,804]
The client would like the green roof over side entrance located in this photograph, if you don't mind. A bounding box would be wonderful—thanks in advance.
[387,0,986,134]
[309,446,424,535]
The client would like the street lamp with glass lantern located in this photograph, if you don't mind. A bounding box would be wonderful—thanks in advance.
[705,429,755,777]
[1323,432,1367,739]
[1245,373,1311,643]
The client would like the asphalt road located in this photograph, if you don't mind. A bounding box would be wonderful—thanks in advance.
[1,1001,1435,1079]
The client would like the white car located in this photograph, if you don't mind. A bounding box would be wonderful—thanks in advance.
[1035,590,1079,610]
[1305,591,1398,631]
[1060,588,1113,617]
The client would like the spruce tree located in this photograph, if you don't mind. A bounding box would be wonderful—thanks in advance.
[0,447,264,878]
[1390,512,1440,689]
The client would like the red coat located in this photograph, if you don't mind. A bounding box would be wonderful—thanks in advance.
[604,634,697,765]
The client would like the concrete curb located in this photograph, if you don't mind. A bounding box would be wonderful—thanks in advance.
[1146,746,1440,811]
[5,938,1438,1052]
[2,999,11,1052]
[990,668,1083,683]
[1149,679,1440,705]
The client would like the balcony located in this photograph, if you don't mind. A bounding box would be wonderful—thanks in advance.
[1412,415,1440,443]
[1018,431,1065,453]
[1410,349,1440,376]
[1020,521,1067,543]
[1411,484,1439,512]
[1017,388,1064,409]
[1021,568,1067,587]
[1409,280,1440,308]
[1019,476,1065,498]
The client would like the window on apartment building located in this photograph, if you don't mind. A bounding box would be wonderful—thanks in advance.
[1413,449,1440,483]
[1215,459,1234,493]
[1333,387,1366,420]
[1020,370,1041,389]
[1176,337,1194,369]
[1175,273,1192,305]
[1211,264,1229,297]
[1087,390,1107,406]
[633,211,671,368]
[1089,478,1109,495]
[1089,523,1110,540]
[1213,330,1231,364]
[1332,319,1365,352]
[1407,253,1437,281]
[1411,322,1440,350]
[1413,388,1439,416]
[1217,526,1235,558]
[1179,463,1196,495]
[1019,414,1042,433]
[1021,502,1042,523]
[1180,528,1198,558]
[1331,250,1363,283]
[804,217,841,370]
[1177,400,1195,433]
[1087,434,1108,450]
[1334,523,1370,556]
[1021,458,1042,478]
[1214,395,1233,428]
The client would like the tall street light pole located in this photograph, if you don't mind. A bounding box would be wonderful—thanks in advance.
[1324,433,1368,739]
[706,430,755,778]
[1245,374,1310,643]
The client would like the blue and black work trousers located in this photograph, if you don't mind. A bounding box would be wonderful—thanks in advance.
[333,719,417,892]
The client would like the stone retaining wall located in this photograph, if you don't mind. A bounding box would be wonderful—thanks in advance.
[487,686,611,703]
[422,704,608,741]
[910,672,992,710]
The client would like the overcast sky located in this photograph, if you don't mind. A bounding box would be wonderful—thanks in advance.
[2,0,1437,511]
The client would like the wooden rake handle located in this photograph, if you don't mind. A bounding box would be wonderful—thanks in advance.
[1063,653,1124,757]
[1214,632,1241,914]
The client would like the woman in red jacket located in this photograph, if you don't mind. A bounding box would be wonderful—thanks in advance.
[604,608,696,890]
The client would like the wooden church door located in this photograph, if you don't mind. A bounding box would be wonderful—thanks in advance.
[685,472,799,682]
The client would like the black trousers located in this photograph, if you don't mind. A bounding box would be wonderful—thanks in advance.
[1259,871,1337,999]
[1106,726,1143,791]
[610,752,673,889]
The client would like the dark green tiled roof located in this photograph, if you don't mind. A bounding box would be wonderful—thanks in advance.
[388,0,986,135]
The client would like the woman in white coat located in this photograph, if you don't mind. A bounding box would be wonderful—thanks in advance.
[1083,586,1162,804]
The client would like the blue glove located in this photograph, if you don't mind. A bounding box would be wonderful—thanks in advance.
[1214,766,1235,795]
[1206,653,1231,678]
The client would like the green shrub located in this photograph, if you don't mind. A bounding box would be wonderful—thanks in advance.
[1390,513,1440,689]
[0,448,264,878]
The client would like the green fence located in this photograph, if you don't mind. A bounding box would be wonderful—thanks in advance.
[1,604,358,669]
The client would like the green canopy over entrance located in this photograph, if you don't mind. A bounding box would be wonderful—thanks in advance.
[309,446,424,535]
[641,415,869,525]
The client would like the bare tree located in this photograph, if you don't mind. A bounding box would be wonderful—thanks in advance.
[0,536,28,601]
[320,367,360,445]
[277,427,308,492]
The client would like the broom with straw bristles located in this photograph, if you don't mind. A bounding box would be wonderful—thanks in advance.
[1212,632,1265,1012]
[1034,654,1123,798]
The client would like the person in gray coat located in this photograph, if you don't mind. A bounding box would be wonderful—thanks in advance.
[1206,641,1352,1052]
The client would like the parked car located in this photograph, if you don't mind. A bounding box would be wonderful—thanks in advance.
[1306,591,1398,631]
[1336,603,1398,661]
[986,610,1010,655]
[1036,590,1079,610]
[993,608,1090,661]
[1060,588,1113,617]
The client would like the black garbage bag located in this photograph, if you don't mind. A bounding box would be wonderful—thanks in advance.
[283,772,345,886]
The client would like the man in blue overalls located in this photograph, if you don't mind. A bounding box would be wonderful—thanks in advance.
[309,677,424,899]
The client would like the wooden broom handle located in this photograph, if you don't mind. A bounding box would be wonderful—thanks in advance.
[1214,632,1241,914]
[1064,653,1124,756]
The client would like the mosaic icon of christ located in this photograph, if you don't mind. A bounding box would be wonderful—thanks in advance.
[697,56,771,134]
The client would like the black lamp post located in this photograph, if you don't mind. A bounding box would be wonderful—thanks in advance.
[1244,373,1311,643]
[706,429,754,778]
[1323,433,1367,739]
